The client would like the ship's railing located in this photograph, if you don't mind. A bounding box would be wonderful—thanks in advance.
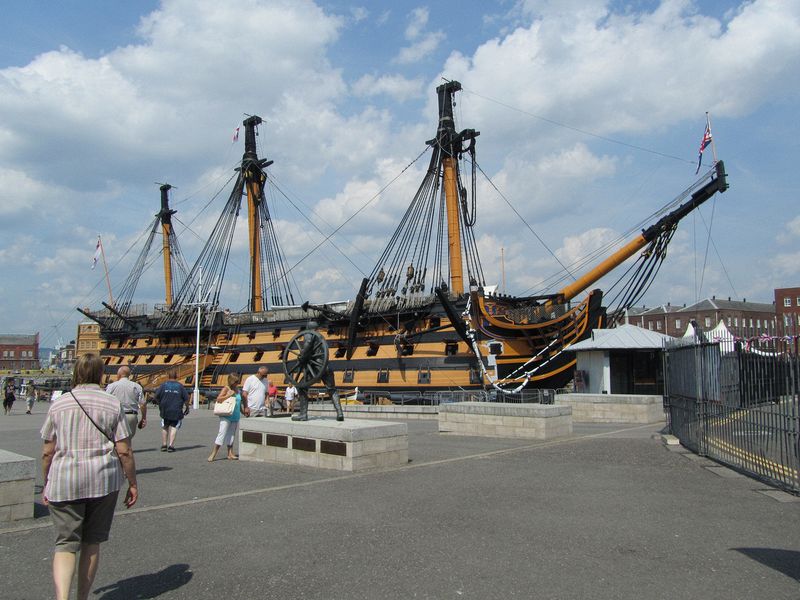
[358,293,439,315]
[222,304,349,326]
[352,388,560,406]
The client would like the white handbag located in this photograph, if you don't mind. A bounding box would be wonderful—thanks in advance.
[213,396,236,417]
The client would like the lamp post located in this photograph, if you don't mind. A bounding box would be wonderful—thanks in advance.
[188,267,210,410]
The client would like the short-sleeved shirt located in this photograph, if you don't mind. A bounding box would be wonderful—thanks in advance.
[40,384,132,502]
[285,386,297,402]
[106,377,144,414]
[242,375,266,412]
[155,380,189,421]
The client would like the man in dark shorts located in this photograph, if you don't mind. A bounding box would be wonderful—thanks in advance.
[3,376,16,415]
[155,371,190,452]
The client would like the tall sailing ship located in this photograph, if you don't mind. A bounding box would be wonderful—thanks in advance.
[80,81,728,400]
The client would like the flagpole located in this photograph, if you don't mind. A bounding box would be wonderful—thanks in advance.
[706,112,718,164]
[98,236,114,306]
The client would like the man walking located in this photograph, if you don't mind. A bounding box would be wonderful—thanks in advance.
[242,366,270,417]
[106,366,147,438]
[155,370,190,452]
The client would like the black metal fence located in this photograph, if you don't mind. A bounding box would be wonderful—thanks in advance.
[663,335,800,494]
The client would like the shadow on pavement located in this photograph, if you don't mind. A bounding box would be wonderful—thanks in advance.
[734,548,800,581]
[93,563,193,599]
[135,466,173,475]
[133,444,205,454]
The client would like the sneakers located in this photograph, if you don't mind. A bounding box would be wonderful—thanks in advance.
[167,446,176,452]
[160,445,168,452]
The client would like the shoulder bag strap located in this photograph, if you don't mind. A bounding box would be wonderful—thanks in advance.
[69,391,116,444]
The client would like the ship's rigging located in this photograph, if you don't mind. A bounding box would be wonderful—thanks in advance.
[80,79,728,396]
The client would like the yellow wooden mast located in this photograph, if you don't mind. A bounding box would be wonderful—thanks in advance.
[443,155,464,295]
[435,80,477,296]
[242,115,265,312]
[158,184,176,308]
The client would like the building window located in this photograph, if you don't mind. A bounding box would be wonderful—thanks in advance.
[656,321,662,331]
[734,317,738,327]
[797,297,800,306]
[8,350,13,358]
[648,322,653,330]
[784,298,792,307]
[704,317,711,328]
[675,319,681,330]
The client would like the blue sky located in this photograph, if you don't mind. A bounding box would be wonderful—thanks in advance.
[0,0,798,348]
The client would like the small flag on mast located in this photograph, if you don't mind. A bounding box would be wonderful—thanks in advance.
[695,120,713,174]
[91,237,102,270]
[232,126,240,143]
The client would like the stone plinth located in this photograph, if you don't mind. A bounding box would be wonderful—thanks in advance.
[438,402,572,439]
[0,449,35,522]
[557,393,665,424]
[238,417,408,471]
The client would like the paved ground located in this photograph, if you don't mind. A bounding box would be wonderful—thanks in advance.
[1,402,798,599]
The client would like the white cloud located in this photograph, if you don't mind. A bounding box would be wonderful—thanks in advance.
[394,7,445,64]
[351,74,424,101]
[440,0,800,139]
[351,6,368,22]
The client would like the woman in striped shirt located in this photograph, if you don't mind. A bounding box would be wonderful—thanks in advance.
[41,353,138,600]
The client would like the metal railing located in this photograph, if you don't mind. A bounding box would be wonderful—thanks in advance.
[352,388,560,406]
[664,335,800,494]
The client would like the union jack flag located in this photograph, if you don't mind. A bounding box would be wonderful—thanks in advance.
[695,122,712,174]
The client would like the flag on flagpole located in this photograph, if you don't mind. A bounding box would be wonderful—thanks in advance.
[232,126,240,143]
[695,121,713,174]
[91,237,102,270]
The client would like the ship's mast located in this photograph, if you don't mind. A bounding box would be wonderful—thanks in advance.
[437,81,465,296]
[243,115,265,312]
[158,183,176,308]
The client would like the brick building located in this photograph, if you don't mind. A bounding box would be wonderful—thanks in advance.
[0,333,40,370]
[774,287,800,337]
[624,297,776,339]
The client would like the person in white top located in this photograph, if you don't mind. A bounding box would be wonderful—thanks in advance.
[284,384,297,413]
[242,367,269,417]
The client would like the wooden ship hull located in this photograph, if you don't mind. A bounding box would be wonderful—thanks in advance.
[82,81,728,401]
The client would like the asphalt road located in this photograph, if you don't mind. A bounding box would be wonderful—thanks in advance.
[1,402,798,599]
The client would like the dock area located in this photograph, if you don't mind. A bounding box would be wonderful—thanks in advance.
[0,404,798,599]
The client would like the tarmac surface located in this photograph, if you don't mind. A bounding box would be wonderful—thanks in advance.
[1,401,798,599]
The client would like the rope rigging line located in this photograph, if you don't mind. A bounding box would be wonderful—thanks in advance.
[460,86,695,165]
[264,145,432,296]
[516,164,720,297]
[472,159,576,281]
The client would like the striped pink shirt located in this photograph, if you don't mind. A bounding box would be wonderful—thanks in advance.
[41,384,132,502]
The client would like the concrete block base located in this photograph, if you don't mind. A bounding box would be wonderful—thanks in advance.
[0,450,35,522]
[557,393,665,424]
[438,402,572,439]
[238,417,408,471]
